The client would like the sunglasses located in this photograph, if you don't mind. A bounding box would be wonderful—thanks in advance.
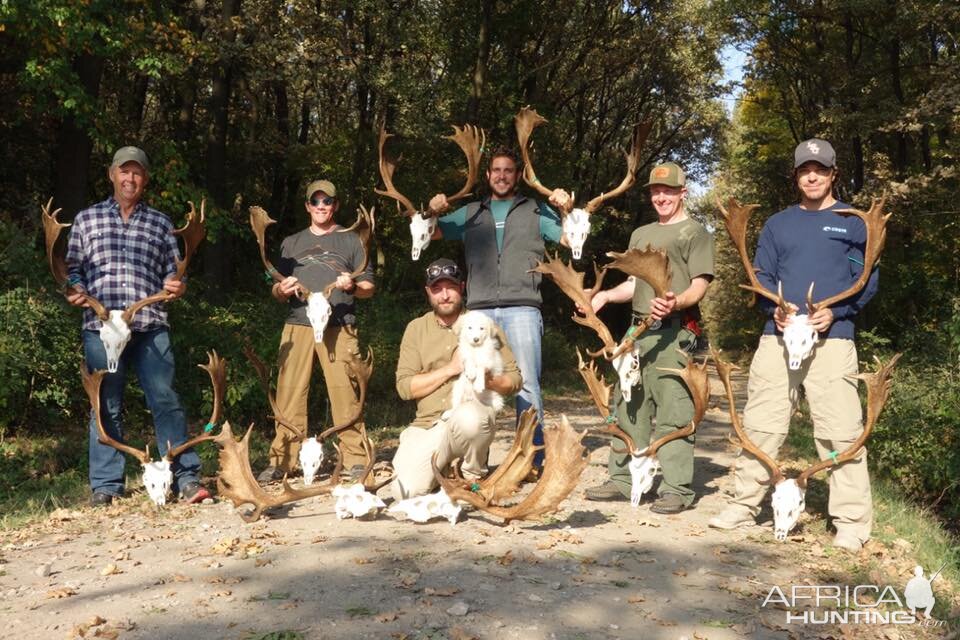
[426,264,461,281]
[309,196,336,207]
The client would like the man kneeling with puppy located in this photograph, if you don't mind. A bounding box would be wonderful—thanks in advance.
[392,258,521,500]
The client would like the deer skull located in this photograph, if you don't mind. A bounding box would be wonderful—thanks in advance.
[613,347,642,402]
[142,459,173,506]
[562,209,591,260]
[770,479,805,541]
[305,293,332,342]
[388,488,461,525]
[409,212,437,261]
[332,483,385,519]
[99,310,133,372]
[783,314,818,370]
[628,455,660,507]
[299,437,324,486]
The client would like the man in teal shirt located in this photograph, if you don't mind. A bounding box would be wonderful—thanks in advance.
[428,146,569,470]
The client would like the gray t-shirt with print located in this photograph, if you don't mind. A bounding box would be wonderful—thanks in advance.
[277,226,373,327]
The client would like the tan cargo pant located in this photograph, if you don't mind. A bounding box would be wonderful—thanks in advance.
[731,335,872,542]
[269,323,367,471]
[390,402,496,501]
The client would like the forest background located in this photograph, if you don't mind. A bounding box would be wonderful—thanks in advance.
[0,0,957,536]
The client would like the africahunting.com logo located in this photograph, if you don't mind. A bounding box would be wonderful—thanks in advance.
[761,563,947,626]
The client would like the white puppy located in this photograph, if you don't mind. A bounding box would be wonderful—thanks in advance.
[450,311,504,412]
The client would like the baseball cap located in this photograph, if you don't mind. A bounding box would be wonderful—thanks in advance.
[645,162,685,187]
[111,146,150,171]
[794,139,836,168]
[425,258,463,286]
[305,179,337,199]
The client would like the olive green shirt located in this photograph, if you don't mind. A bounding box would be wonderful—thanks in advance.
[628,217,714,318]
[395,311,522,427]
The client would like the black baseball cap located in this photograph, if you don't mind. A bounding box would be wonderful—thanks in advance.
[425,258,463,286]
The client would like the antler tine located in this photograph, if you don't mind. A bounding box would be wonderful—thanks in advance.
[42,198,111,320]
[643,351,712,457]
[172,198,207,282]
[514,106,565,208]
[318,348,374,441]
[165,351,226,461]
[530,253,617,352]
[711,347,784,486]
[808,198,890,312]
[583,120,653,214]
[322,204,376,298]
[796,353,901,488]
[575,349,638,454]
[249,205,311,298]
[373,122,418,217]
[80,364,152,465]
[715,196,790,313]
[240,341,302,439]
[442,124,486,206]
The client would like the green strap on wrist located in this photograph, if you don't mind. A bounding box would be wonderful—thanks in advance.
[605,415,617,424]
[204,422,216,433]
[470,482,481,493]
[828,450,839,464]
[626,325,638,338]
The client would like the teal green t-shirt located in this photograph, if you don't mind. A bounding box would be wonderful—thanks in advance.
[438,199,562,252]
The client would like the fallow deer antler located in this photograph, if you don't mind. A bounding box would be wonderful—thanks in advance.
[575,348,638,453]
[41,199,110,320]
[249,205,312,297]
[603,245,673,360]
[643,351,711,457]
[795,353,901,487]
[712,348,785,486]
[374,122,418,217]
[582,121,652,214]
[806,198,890,312]
[165,349,225,461]
[80,365,152,465]
[317,348,374,442]
[435,124,486,212]
[530,252,616,354]
[468,407,542,504]
[515,106,564,210]
[433,415,589,524]
[241,342,303,438]
[322,204,376,297]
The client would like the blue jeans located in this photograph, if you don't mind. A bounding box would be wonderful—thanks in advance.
[477,306,545,466]
[83,328,199,496]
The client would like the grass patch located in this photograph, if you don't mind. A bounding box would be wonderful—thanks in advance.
[345,605,373,617]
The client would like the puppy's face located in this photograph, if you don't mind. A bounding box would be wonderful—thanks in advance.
[454,312,499,348]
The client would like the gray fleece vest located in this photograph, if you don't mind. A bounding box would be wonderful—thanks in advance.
[462,195,545,309]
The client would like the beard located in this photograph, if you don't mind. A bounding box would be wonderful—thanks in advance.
[430,298,462,320]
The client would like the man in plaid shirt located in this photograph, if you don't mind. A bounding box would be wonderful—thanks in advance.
[66,146,210,506]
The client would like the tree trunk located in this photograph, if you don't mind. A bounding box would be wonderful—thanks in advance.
[270,80,290,216]
[53,53,104,218]
[465,0,493,125]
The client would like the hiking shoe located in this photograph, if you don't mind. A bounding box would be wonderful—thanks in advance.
[523,466,542,483]
[349,465,368,483]
[257,466,285,484]
[708,505,755,530]
[650,493,689,514]
[180,482,211,504]
[832,531,863,553]
[584,480,627,502]
[90,492,114,507]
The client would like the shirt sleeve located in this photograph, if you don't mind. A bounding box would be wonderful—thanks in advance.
[753,221,779,317]
[395,321,422,401]
[163,220,180,281]
[65,217,87,291]
[437,206,468,242]
[495,326,523,394]
[686,225,715,280]
[539,202,563,243]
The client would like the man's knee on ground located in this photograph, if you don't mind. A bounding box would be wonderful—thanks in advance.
[448,402,493,442]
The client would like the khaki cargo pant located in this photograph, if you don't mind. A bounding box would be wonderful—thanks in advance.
[731,335,872,542]
[390,402,496,501]
[269,323,367,471]
[608,326,698,506]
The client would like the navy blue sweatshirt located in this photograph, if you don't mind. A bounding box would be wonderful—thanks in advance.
[754,201,879,340]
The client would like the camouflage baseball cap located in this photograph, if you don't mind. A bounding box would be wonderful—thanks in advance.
[111,146,150,171]
[794,138,836,168]
[305,179,337,199]
[645,162,686,188]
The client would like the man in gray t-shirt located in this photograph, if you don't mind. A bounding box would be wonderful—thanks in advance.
[259,179,375,482]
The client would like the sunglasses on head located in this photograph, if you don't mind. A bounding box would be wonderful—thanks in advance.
[426,264,461,281]
[309,196,336,207]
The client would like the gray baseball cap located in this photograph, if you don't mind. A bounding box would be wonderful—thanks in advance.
[794,139,836,168]
[111,146,150,170]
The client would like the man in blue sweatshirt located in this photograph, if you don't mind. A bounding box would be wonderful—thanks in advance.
[709,139,879,552]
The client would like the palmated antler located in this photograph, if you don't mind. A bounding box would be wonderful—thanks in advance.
[642,351,711,456]
[436,124,486,211]
[575,348,637,453]
[471,407,542,503]
[603,245,673,359]
[795,353,901,487]
[249,205,311,297]
[807,199,890,312]
[374,123,418,217]
[322,204,376,297]
[514,106,563,209]
[121,199,207,325]
[712,348,784,486]
[434,415,588,524]
[530,252,615,353]
[80,365,152,465]
[582,121,652,214]
[41,199,109,320]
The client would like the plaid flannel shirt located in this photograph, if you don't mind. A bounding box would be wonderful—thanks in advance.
[66,197,181,332]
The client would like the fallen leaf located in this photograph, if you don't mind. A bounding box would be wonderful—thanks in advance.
[171,573,191,582]
[255,558,273,568]
[100,564,121,576]
[423,587,460,597]
[627,595,646,603]
[46,587,77,599]
[376,611,400,622]
[394,572,419,589]
[672,569,687,577]
[449,627,479,640]
[498,550,514,566]
[354,557,375,565]
[311,536,328,544]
